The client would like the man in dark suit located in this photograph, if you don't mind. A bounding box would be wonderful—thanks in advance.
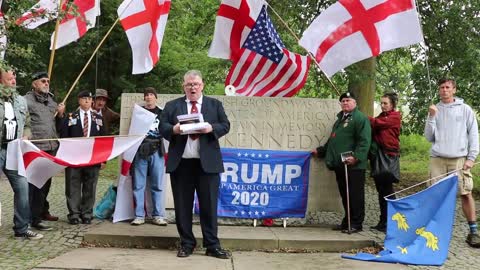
[160,70,230,259]
[60,91,105,225]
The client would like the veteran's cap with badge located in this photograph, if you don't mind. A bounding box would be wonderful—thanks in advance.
[32,71,48,81]
[339,92,356,101]
[77,90,92,98]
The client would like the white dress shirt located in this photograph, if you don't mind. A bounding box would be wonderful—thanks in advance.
[79,108,92,137]
[182,95,203,159]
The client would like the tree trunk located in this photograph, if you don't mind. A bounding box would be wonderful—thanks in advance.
[347,57,376,117]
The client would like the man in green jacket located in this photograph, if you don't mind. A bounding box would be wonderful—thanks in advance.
[314,92,371,233]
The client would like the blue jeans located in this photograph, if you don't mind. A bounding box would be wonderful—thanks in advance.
[132,152,166,218]
[0,148,30,234]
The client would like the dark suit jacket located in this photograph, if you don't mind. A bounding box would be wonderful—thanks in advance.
[160,96,230,174]
[60,110,106,138]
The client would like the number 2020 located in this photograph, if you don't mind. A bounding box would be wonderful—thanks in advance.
[231,191,269,206]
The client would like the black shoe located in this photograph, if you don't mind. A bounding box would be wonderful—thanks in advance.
[332,224,347,231]
[32,222,53,231]
[177,246,193,258]
[342,227,363,234]
[82,218,92,224]
[205,247,231,259]
[69,218,80,225]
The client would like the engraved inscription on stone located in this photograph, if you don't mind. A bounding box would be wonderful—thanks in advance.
[120,94,342,214]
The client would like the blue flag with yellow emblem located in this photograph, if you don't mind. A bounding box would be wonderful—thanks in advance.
[342,174,458,266]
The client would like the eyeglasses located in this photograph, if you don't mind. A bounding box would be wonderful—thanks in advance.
[40,79,50,84]
[183,82,202,88]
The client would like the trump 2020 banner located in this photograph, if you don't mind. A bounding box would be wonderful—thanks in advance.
[218,148,311,219]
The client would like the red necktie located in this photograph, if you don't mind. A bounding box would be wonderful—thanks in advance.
[189,101,199,140]
[83,112,89,137]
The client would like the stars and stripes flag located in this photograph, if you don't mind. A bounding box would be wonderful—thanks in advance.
[6,104,154,189]
[299,0,423,77]
[225,6,311,97]
[118,0,171,74]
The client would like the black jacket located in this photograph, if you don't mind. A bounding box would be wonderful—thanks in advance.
[160,95,230,174]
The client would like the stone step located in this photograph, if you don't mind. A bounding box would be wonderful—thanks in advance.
[84,222,376,252]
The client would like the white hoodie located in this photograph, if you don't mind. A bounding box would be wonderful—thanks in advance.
[424,97,479,161]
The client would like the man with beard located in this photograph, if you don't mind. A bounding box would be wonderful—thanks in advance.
[24,71,65,230]
[0,68,43,239]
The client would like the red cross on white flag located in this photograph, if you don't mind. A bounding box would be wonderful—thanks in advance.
[118,0,171,74]
[16,0,58,29]
[299,0,423,77]
[208,0,265,60]
[51,0,101,50]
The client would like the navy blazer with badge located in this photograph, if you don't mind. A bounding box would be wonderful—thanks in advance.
[160,95,230,174]
[60,110,105,138]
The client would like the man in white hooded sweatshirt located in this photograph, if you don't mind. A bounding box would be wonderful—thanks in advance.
[425,78,480,248]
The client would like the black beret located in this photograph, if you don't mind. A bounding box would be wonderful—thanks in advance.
[339,92,356,101]
[77,90,92,98]
[32,71,48,81]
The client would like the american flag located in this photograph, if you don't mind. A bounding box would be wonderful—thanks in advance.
[225,6,311,97]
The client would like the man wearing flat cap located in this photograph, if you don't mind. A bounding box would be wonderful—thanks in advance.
[313,92,371,233]
[24,71,66,230]
[60,90,105,225]
[92,89,120,135]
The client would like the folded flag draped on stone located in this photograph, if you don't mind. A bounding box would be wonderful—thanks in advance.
[113,105,157,223]
[16,0,58,29]
[208,0,265,60]
[299,0,423,78]
[6,105,150,189]
[118,0,171,74]
[209,0,310,97]
[342,174,458,266]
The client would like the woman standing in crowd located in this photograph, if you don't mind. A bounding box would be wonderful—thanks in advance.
[369,92,401,232]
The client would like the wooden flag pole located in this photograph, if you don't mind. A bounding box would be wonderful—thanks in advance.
[58,17,120,109]
[48,0,65,79]
[265,2,340,95]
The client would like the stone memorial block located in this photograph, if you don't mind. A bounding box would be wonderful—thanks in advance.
[120,94,342,217]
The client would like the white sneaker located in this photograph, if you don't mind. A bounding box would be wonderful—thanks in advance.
[15,230,44,240]
[152,217,167,226]
[131,217,145,226]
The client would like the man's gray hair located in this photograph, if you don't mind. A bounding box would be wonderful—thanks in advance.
[183,70,203,81]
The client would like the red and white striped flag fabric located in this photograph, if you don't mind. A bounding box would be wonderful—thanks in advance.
[118,0,171,74]
[51,0,101,49]
[225,6,311,97]
[7,136,144,188]
[208,0,265,60]
[16,0,58,29]
[299,0,423,77]
[6,105,155,189]
[113,105,158,222]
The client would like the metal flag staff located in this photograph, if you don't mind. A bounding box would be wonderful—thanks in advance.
[341,151,354,234]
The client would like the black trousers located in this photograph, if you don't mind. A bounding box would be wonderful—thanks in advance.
[334,167,365,229]
[65,165,100,220]
[170,159,220,249]
[29,179,52,225]
[373,176,396,225]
